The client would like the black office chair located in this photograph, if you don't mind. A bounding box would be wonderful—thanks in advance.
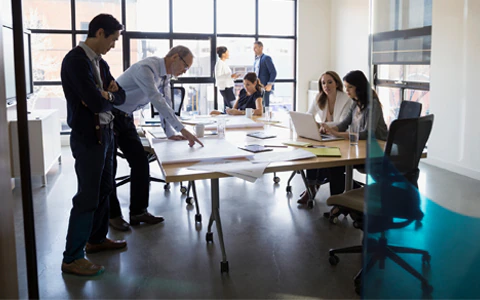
[346,100,422,193]
[326,115,434,295]
[115,136,170,190]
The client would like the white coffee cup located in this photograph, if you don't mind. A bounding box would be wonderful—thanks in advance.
[195,123,205,138]
[245,108,253,118]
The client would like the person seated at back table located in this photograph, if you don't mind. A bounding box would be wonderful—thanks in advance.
[319,70,388,216]
[211,72,263,116]
[297,70,354,204]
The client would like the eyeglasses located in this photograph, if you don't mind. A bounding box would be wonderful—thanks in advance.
[179,56,190,71]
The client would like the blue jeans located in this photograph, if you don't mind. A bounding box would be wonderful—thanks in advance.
[63,127,114,263]
[110,110,150,217]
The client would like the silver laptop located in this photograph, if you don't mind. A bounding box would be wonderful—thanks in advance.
[289,111,344,142]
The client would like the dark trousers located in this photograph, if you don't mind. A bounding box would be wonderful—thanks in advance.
[306,166,345,196]
[220,87,236,109]
[110,110,150,217]
[63,127,114,264]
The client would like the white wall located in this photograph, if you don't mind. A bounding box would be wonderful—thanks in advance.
[296,0,331,112]
[330,0,370,80]
[426,0,480,180]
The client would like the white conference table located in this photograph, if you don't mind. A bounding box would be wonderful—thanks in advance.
[150,121,373,273]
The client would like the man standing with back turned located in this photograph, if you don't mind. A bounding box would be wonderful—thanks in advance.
[108,46,203,231]
[253,41,277,107]
[61,14,127,276]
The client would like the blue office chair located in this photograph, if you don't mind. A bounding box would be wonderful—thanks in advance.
[326,114,434,295]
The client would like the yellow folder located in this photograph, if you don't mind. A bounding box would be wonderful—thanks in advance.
[303,147,342,157]
[282,141,312,147]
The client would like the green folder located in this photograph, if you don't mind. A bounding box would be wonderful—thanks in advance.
[303,147,342,157]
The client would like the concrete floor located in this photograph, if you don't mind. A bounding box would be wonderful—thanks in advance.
[12,146,480,299]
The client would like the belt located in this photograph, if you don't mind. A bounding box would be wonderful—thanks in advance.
[112,107,130,117]
[96,123,113,130]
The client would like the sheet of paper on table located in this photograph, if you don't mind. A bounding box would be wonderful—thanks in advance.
[250,148,316,163]
[188,160,269,183]
[152,138,253,165]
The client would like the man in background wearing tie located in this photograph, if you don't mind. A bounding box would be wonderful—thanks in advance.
[109,46,203,231]
[253,41,277,107]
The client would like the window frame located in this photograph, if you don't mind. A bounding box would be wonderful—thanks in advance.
[27,0,298,116]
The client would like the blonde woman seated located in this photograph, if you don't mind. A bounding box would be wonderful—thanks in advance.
[211,72,263,116]
[297,70,354,204]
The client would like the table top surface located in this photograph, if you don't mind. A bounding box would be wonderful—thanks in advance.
[150,121,382,182]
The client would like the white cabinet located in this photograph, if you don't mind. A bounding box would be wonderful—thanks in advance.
[9,109,61,186]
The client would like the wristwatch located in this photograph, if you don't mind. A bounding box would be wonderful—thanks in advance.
[107,91,114,103]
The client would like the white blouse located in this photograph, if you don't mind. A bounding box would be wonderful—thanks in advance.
[214,59,235,90]
[306,91,354,125]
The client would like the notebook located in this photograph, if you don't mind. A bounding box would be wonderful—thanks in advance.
[289,111,344,142]
[303,147,342,157]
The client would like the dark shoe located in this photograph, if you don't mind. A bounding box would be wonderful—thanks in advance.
[85,238,127,254]
[109,216,130,231]
[297,190,310,204]
[130,211,164,226]
[61,258,104,276]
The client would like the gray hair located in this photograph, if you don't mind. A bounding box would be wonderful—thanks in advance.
[166,45,193,59]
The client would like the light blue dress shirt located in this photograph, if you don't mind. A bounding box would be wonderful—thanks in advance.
[115,56,184,137]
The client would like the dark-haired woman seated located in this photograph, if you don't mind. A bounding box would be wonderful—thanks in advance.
[211,72,263,116]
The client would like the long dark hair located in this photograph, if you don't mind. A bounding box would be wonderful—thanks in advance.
[216,46,227,58]
[316,71,343,110]
[243,72,264,94]
[343,70,379,111]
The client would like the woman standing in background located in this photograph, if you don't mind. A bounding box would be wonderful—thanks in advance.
[215,46,240,110]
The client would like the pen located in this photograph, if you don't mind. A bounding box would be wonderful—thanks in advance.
[264,145,288,148]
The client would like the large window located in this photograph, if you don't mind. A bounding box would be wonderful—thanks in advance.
[21,0,297,131]
[372,0,431,126]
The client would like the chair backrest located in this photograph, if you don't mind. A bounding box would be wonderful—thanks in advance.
[384,114,434,185]
[150,86,186,118]
[369,115,434,224]
[397,100,422,119]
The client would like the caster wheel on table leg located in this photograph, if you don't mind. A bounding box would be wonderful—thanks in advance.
[220,261,229,273]
[206,232,213,243]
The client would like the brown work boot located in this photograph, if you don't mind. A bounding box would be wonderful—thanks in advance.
[85,238,127,254]
[61,258,104,276]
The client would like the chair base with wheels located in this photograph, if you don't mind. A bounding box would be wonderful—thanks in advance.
[285,169,317,208]
[329,233,432,296]
[115,149,170,190]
